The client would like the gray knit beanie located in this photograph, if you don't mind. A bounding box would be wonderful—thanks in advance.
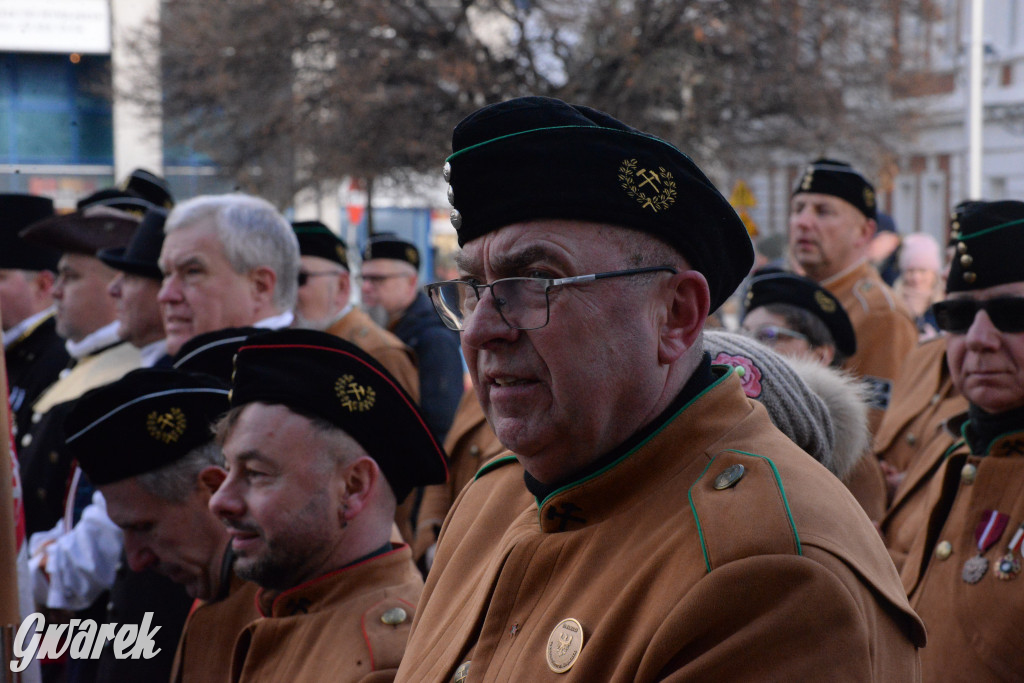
[705,330,836,471]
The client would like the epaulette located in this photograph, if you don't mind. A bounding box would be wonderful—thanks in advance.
[688,449,801,572]
[473,454,518,481]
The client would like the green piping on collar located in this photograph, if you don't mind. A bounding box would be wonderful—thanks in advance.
[473,454,519,481]
[688,449,801,574]
[535,365,735,511]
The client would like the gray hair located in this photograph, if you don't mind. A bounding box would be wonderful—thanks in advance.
[134,441,224,502]
[165,193,300,312]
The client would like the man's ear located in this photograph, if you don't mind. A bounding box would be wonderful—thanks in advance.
[198,466,228,499]
[334,271,352,309]
[658,270,710,365]
[857,217,878,248]
[249,266,278,304]
[337,457,379,525]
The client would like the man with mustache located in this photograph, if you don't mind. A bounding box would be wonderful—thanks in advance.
[898,200,1024,680]
[210,329,447,681]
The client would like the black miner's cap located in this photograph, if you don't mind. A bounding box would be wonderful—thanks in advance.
[293,220,349,269]
[792,158,877,220]
[172,327,268,383]
[361,232,420,269]
[229,329,448,502]
[743,268,856,357]
[0,194,59,271]
[65,369,230,486]
[443,96,753,312]
[946,200,1024,292]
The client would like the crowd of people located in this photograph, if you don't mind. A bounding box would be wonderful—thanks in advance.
[2,95,1021,681]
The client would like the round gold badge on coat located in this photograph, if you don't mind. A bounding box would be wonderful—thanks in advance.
[546,617,584,674]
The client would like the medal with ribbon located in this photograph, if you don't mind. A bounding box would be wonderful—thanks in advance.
[963,510,1010,584]
[996,521,1024,580]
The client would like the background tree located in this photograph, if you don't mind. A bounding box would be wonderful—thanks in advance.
[141,0,925,206]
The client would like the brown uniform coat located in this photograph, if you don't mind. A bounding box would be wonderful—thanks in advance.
[900,429,1024,681]
[823,260,918,520]
[230,545,423,682]
[877,337,968,570]
[171,572,260,683]
[326,306,419,402]
[414,388,504,561]
[396,370,925,682]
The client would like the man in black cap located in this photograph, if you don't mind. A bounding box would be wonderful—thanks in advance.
[788,158,918,522]
[0,193,68,441]
[209,329,447,681]
[292,221,419,399]
[361,232,463,442]
[62,368,257,683]
[789,158,917,425]
[17,196,143,536]
[99,208,170,366]
[396,96,923,681]
[897,200,1024,680]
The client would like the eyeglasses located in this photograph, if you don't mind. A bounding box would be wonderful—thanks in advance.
[358,273,408,286]
[297,270,342,287]
[425,266,678,332]
[932,297,1024,334]
[745,325,810,345]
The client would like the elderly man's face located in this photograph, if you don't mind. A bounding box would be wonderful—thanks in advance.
[456,220,675,485]
[158,221,261,355]
[103,477,227,600]
[210,403,346,590]
[52,254,118,342]
[359,259,418,315]
[788,193,873,281]
[946,281,1024,414]
[295,255,348,329]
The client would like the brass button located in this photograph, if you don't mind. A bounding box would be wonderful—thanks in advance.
[20,433,32,447]
[935,541,953,560]
[957,241,967,254]
[469,445,480,457]
[906,433,917,446]
[960,254,973,268]
[443,161,452,182]
[930,393,940,405]
[447,185,455,206]
[450,209,462,229]
[961,463,977,484]
[963,271,977,284]
[380,607,408,625]
[713,464,745,490]
[453,661,470,683]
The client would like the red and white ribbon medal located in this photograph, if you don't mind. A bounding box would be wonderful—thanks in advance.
[996,521,1024,580]
[963,510,1009,584]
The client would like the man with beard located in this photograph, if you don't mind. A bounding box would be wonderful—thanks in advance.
[63,368,258,683]
[291,221,418,399]
[899,200,1024,680]
[209,329,447,681]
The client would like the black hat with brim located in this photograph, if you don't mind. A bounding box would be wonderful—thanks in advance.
[0,194,59,270]
[293,221,349,268]
[98,207,168,279]
[792,158,877,220]
[230,329,448,502]
[361,232,420,269]
[946,200,1024,292]
[64,368,230,486]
